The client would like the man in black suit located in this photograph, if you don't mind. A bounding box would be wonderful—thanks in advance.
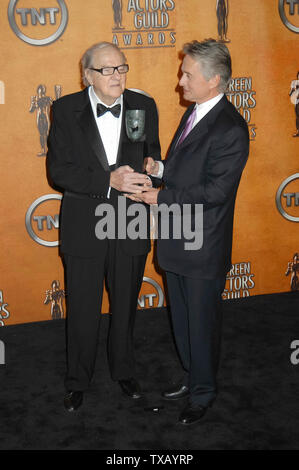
[47,42,161,411]
[131,39,249,425]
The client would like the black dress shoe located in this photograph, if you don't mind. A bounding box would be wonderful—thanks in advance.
[179,403,208,425]
[64,391,83,412]
[118,378,143,399]
[162,384,189,400]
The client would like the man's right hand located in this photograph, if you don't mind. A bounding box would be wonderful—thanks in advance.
[143,157,160,176]
[110,165,151,193]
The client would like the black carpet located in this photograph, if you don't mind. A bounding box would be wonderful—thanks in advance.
[0,291,299,451]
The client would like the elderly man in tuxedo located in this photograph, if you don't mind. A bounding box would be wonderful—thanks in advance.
[47,42,161,411]
[131,39,249,425]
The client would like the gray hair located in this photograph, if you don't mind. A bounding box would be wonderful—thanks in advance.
[81,42,127,87]
[183,39,232,93]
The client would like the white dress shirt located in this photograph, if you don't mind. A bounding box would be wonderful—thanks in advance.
[88,85,123,166]
[192,93,224,127]
[88,86,123,197]
[154,93,224,178]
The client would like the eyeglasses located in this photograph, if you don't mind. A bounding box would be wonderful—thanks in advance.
[89,64,129,76]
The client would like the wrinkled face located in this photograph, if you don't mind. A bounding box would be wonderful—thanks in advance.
[179,54,220,104]
[85,46,127,105]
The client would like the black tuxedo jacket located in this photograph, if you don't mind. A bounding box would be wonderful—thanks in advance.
[157,95,249,279]
[47,88,161,258]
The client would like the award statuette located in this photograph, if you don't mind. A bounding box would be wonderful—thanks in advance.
[125,109,145,142]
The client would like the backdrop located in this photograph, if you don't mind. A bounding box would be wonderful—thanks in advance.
[0,0,298,325]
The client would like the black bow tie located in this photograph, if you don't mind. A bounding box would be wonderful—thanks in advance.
[96,103,121,118]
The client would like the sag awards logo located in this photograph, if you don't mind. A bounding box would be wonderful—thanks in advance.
[111,0,176,49]
[0,81,4,104]
[216,0,230,43]
[30,84,62,156]
[7,0,68,46]
[222,262,255,300]
[44,280,65,319]
[285,253,299,291]
[0,290,10,327]
[279,0,299,33]
[226,77,257,141]
[25,194,62,247]
[289,71,299,137]
[276,173,299,222]
[138,277,164,308]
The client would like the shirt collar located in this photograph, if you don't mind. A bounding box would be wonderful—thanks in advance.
[195,93,224,113]
[89,85,123,111]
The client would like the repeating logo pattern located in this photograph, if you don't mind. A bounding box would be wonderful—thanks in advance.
[44,280,65,319]
[279,0,299,33]
[222,262,255,300]
[289,71,299,137]
[3,0,299,328]
[8,0,69,46]
[276,174,299,222]
[0,290,10,326]
[30,84,62,156]
[25,194,62,247]
[138,277,164,308]
[112,0,176,49]
[226,76,257,141]
[285,253,299,290]
[216,0,230,43]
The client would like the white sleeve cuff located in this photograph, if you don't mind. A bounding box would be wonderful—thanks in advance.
[150,160,164,179]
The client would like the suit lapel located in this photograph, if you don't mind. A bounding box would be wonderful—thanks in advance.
[115,93,129,168]
[75,88,110,171]
[75,89,132,170]
[169,95,228,157]
[184,95,227,147]
[168,105,195,156]
[179,113,209,149]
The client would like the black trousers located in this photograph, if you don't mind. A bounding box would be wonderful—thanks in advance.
[166,271,226,407]
[63,241,147,391]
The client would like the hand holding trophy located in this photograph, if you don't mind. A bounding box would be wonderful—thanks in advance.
[123,109,153,200]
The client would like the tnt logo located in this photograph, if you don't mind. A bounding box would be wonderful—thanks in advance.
[283,193,299,207]
[279,0,299,33]
[276,174,299,222]
[138,277,164,309]
[0,341,4,365]
[8,0,68,46]
[286,0,299,14]
[16,7,59,25]
[34,214,59,231]
[25,194,62,247]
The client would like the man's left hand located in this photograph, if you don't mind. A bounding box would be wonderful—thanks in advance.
[125,187,159,205]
